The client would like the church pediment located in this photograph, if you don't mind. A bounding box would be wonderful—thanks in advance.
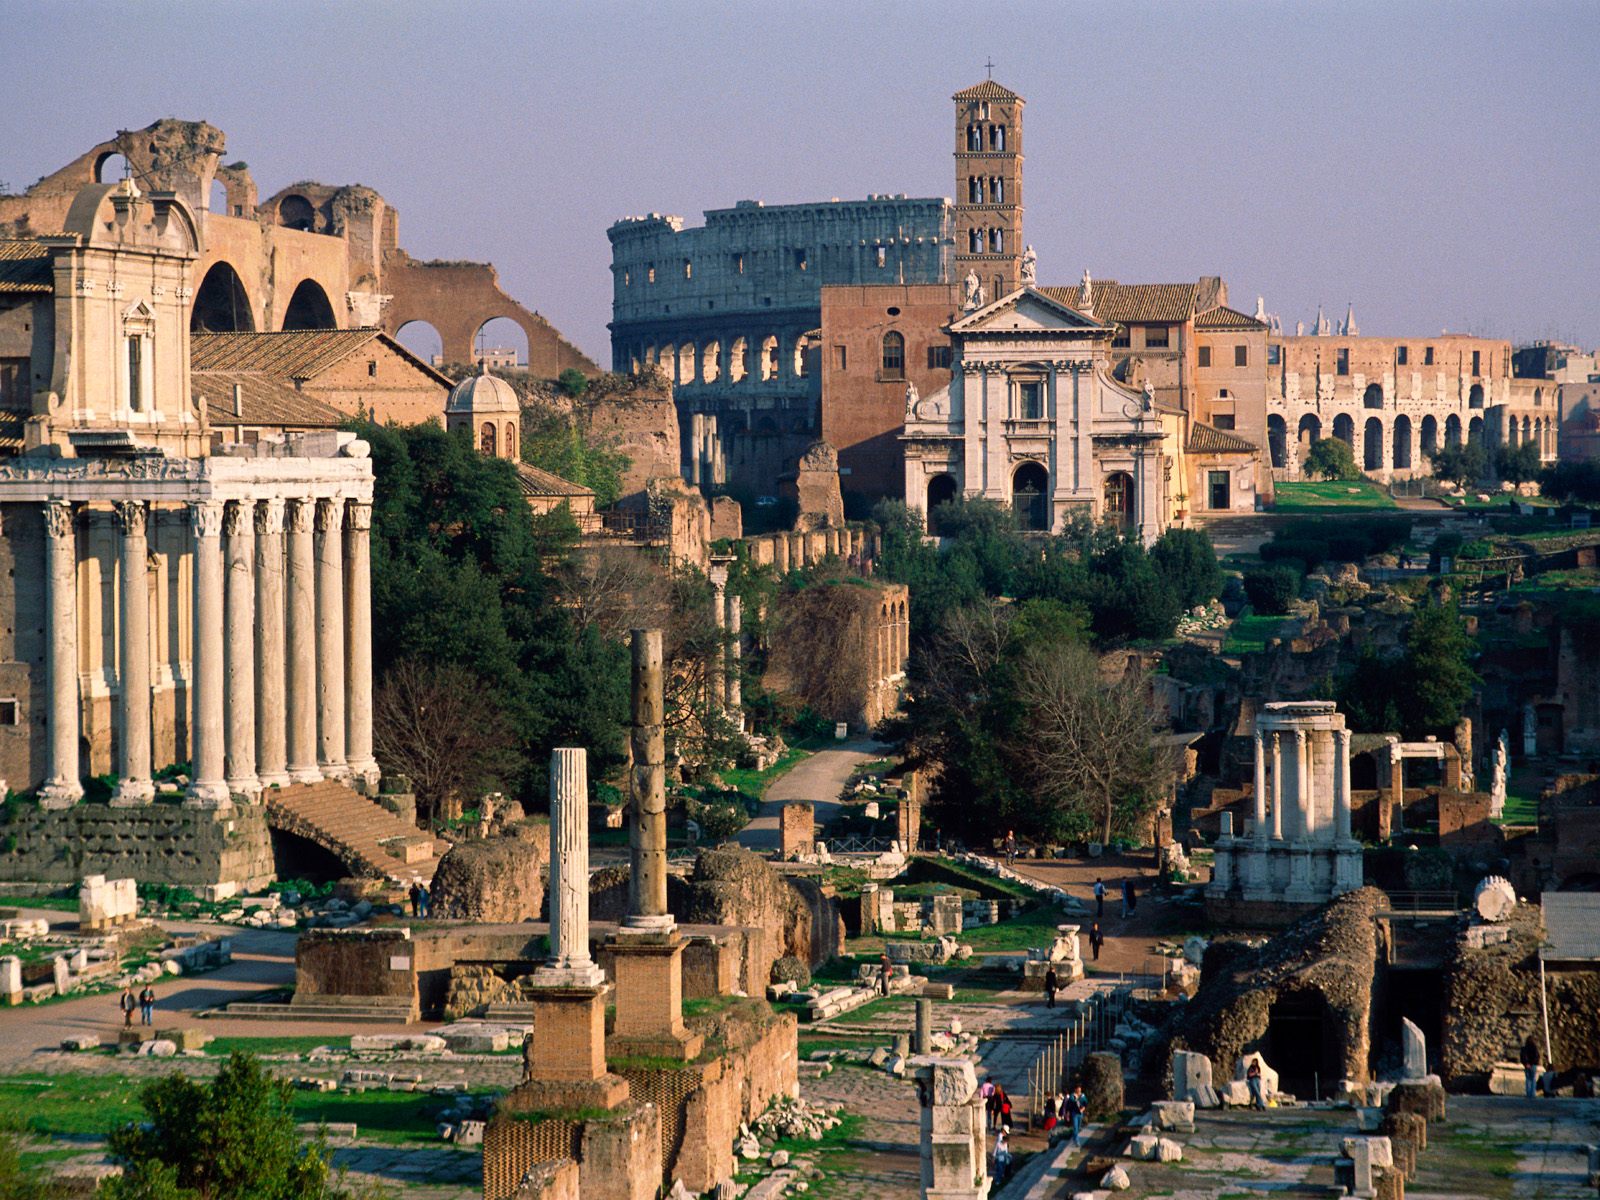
[950,287,1112,337]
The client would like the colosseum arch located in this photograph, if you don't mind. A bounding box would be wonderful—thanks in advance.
[701,340,722,384]
[282,279,338,331]
[190,261,256,332]
[1392,415,1413,469]
[1363,417,1384,470]
[678,342,696,385]
[1266,415,1287,469]
[1420,415,1439,458]
[1468,416,1484,446]
[1445,414,1462,448]
[760,335,779,382]
[1332,413,1355,448]
[1297,414,1322,461]
[729,337,748,383]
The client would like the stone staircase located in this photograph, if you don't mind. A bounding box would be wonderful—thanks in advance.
[215,994,418,1023]
[263,780,449,885]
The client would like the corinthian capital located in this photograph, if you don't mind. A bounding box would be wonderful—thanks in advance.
[345,500,372,533]
[255,498,285,536]
[44,501,74,540]
[113,501,148,538]
[286,498,315,535]
[223,500,253,539]
[315,497,344,534]
[189,500,224,539]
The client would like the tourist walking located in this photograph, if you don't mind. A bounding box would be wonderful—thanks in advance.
[878,954,892,996]
[1089,922,1104,962]
[1521,1036,1541,1099]
[1094,877,1105,917]
[417,883,430,918]
[992,1127,1012,1183]
[1247,1058,1266,1110]
[1068,1085,1088,1145]
[1042,1091,1060,1136]
[1003,829,1017,866]
[1044,965,1058,1009]
[409,882,423,917]
[138,985,155,1026]
[119,986,136,1028]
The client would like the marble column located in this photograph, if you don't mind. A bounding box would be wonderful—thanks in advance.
[343,500,378,790]
[1334,728,1353,841]
[537,748,604,985]
[185,501,230,808]
[1303,731,1319,839]
[1292,729,1309,840]
[726,594,743,722]
[314,498,347,779]
[110,502,154,806]
[284,498,320,783]
[223,501,258,799]
[39,502,83,809]
[1252,729,1268,845]
[254,500,290,787]
[708,563,728,713]
[625,628,672,932]
[1270,731,1283,841]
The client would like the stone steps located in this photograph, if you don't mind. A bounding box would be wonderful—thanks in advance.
[213,998,416,1023]
[264,781,449,884]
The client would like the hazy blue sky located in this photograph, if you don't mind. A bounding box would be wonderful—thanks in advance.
[5,1,1595,362]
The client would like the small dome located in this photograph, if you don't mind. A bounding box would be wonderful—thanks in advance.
[446,362,519,415]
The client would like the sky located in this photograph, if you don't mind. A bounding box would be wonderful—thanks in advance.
[4,0,1597,363]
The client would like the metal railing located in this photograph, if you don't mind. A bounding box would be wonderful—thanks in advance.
[1379,889,1461,916]
[826,835,898,855]
[1022,983,1131,1129]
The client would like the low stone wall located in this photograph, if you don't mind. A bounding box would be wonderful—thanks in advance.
[484,1102,659,1200]
[294,928,417,1005]
[0,801,273,892]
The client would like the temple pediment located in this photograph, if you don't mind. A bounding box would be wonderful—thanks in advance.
[950,287,1113,337]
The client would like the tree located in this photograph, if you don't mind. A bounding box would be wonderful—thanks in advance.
[1429,442,1489,488]
[556,367,588,398]
[372,659,522,825]
[103,1052,349,1200]
[1015,640,1169,845]
[1336,600,1477,738]
[1302,436,1361,481]
[1149,527,1224,610]
[519,405,630,509]
[1243,565,1301,615]
[1540,459,1600,503]
[0,1128,62,1199]
[1496,440,1542,486]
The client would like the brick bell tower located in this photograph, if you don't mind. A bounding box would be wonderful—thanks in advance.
[953,76,1025,302]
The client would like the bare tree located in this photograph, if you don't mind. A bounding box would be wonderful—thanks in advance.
[1015,640,1168,845]
[372,658,522,827]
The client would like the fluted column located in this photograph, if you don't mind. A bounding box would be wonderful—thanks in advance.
[110,502,153,806]
[185,501,230,808]
[39,502,83,808]
[223,501,258,800]
[1334,727,1352,841]
[708,566,727,713]
[315,498,348,779]
[1270,732,1283,841]
[343,499,378,791]
[1252,728,1267,845]
[285,498,320,783]
[625,628,672,931]
[539,747,604,985]
[1292,729,1309,840]
[255,500,290,787]
[726,594,743,719]
[1304,731,1319,839]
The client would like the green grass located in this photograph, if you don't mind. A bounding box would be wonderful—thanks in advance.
[1223,610,1291,654]
[955,903,1061,952]
[718,746,810,799]
[1495,793,1539,825]
[0,896,79,913]
[204,1036,349,1058]
[735,1112,866,1199]
[1271,480,1396,511]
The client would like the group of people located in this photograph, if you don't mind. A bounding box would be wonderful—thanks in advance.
[980,1077,1092,1183]
[118,985,156,1027]
[407,880,432,918]
[1092,876,1137,919]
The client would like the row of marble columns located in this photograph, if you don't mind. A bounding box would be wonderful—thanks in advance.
[1249,727,1352,845]
[707,564,742,725]
[39,495,375,810]
[877,603,909,684]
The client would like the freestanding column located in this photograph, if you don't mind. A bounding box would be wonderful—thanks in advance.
[1292,729,1309,840]
[110,502,154,807]
[1270,732,1283,841]
[625,628,671,931]
[1334,728,1352,841]
[284,498,321,783]
[314,498,348,779]
[223,501,258,800]
[708,563,728,713]
[343,500,378,791]
[1252,728,1268,844]
[726,593,743,723]
[39,502,83,809]
[185,501,230,808]
[1304,731,1319,839]
[539,748,604,985]
[254,500,290,788]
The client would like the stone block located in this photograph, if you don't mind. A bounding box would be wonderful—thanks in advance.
[61,1035,100,1052]
[1487,1061,1526,1096]
[1150,1100,1194,1133]
[1154,1137,1183,1162]
[1172,1049,1214,1105]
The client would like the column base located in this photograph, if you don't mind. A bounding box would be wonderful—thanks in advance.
[109,779,156,807]
[318,761,352,783]
[227,777,263,804]
[256,771,292,790]
[530,963,608,989]
[183,782,234,810]
[607,1027,705,1062]
[288,764,323,785]
[38,779,84,810]
[346,759,380,795]
[620,914,677,935]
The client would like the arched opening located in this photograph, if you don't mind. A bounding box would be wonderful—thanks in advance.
[1445,414,1462,449]
[269,828,352,886]
[277,194,316,232]
[1392,415,1413,469]
[190,261,255,332]
[1363,383,1383,410]
[281,279,337,331]
[729,337,748,383]
[881,331,905,380]
[1297,414,1322,462]
[395,320,443,366]
[1267,414,1288,469]
[926,474,958,535]
[1014,462,1050,531]
[504,420,518,459]
[1364,417,1384,470]
[1103,471,1135,530]
[792,335,807,378]
[480,421,498,457]
[95,152,131,183]
[679,342,696,385]
[475,317,528,369]
[760,334,779,382]
[208,179,229,214]
[1420,415,1439,458]
[1468,416,1484,446]
[1520,416,1532,446]
[1469,383,1485,409]
[702,341,722,384]
[1265,992,1345,1100]
[1332,413,1355,448]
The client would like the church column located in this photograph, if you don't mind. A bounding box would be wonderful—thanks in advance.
[110,502,153,806]
[344,500,378,791]
[255,500,290,788]
[315,498,348,779]
[1252,728,1267,844]
[285,498,321,783]
[1304,730,1319,839]
[708,562,727,713]
[223,501,258,800]
[185,501,230,808]
[39,502,84,808]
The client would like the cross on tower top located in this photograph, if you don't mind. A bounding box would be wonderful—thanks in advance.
[985,57,995,79]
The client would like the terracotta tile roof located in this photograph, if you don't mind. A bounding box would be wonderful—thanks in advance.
[515,462,592,498]
[190,329,388,380]
[1196,305,1269,331]
[192,369,349,429]
[0,241,53,294]
[953,80,1023,101]
[0,410,25,454]
[1187,421,1259,454]
[1040,281,1198,325]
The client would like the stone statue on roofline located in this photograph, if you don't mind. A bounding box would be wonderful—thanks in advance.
[904,381,920,418]
[963,269,982,311]
[1020,244,1038,286]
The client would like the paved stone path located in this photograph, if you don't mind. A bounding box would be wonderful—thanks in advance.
[737,738,890,851]
[802,1065,922,1199]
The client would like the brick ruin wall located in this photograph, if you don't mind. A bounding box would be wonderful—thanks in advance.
[293,927,417,1003]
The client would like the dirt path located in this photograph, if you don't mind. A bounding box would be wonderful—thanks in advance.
[1005,855,1186,977]
[736,738,890,852]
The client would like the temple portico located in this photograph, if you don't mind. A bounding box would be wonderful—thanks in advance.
[1212,701,1363,908]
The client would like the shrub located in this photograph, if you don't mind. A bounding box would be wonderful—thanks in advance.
[771,955,811,988]
[1150,527,1224,610]
[556,367,588,398]
[1260,538,1330,571]
[1243,565,1301,614]
[1302,437,1361,481]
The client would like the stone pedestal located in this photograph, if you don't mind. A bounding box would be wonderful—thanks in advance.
[606,931,704,1061]
[914,1057,990,1200]
[779,802,814,861]
[1334,841,1364,894]
[518,984,629,1111]
[1285,840,1316,901]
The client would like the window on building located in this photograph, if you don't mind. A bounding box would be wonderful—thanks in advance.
[1397,345,1408,365]
[968,229,982,254]
[991,125,1007,151]
[1145,326,1170,349]
[126,336,143,412]
[968,177,983,203]
[989,228,1004,254]
[1267,343,1281,365]
[367,360,377,377]
[992,177,1005,203]
[733,253,744,275]
[1213,414,1236,430]
[979,102,990,119]
[1425,346,1435,365]
[876,246,887,268]
[1235,345,1248,367]
[967,125,982,151]
[0,358,29,406]
[1208,470,1232,510]
[481,422,498,457]
[881,331,905,379]
[0,700,19,726]
[683,259,692,279]
[927,345,952,370]
[794,248,808,271]
[1018,380,1043,420]
[1198,346,1212,368]
[1473,349,1481,376]
[1336,348,1350,375]
[1112,326,1130,349]
[646,263,656,284]
[243,430,259,445]
[623,270,630,287]
[833,345,847,371]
